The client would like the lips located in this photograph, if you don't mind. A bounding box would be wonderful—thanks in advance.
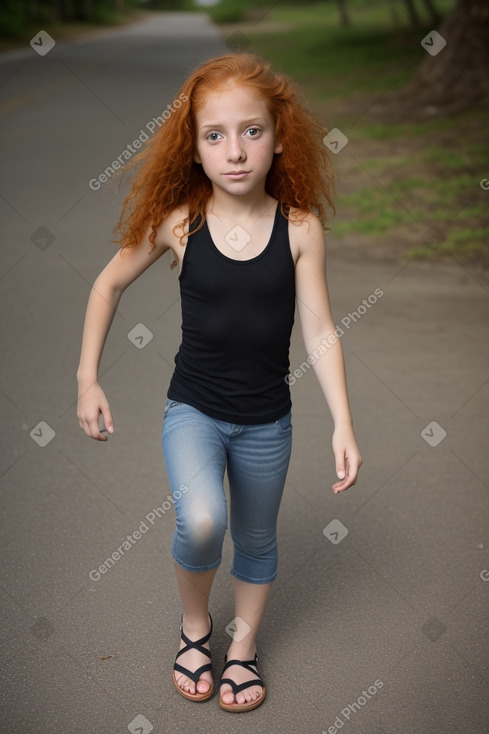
[223,171,250,179]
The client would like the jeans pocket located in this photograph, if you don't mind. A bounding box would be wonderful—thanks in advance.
[163,400,183,416]
[274,412,292,432]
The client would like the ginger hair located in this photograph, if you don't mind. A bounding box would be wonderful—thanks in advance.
[113,52,336,257]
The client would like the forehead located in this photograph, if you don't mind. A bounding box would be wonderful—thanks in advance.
[194,83,271,121]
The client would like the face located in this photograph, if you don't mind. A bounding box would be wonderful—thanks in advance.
[193,83,282,198]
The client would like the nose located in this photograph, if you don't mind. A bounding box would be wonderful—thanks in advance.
[226,135,246,162]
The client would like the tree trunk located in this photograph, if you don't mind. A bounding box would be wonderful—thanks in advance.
[420,0,441,26]
[387,0,402,27]
[83,0,94,21]
[335,0,351,27]
[401,0,422,27]
[375,0,489,119]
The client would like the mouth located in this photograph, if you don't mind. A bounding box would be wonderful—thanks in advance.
[223,171,250,180]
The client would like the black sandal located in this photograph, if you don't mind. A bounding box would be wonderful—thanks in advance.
[219,652,266,712]
[172,613,214,702]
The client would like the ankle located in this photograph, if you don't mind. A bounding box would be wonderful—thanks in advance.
[227,639,257,660]
[181,612,211,635]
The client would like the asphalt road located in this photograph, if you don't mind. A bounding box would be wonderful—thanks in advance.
[1,12,488,734]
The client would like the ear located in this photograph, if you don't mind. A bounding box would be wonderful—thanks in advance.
[194,150,202,164]
[274,140,283,155]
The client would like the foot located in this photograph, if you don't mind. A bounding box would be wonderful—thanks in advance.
[173,614,213,697]
[219,643,264,708]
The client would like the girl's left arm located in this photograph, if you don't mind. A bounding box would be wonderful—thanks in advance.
[293,213,362,493]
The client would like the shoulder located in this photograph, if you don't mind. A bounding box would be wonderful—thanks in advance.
[155,205,191,249]
[287,207,326,262]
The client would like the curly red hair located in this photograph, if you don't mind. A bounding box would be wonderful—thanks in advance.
[113,52,335,254]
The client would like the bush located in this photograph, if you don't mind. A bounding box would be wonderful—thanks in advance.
[202,0,249,24]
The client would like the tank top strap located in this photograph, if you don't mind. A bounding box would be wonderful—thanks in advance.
[274,202,289,237]
[188,212,202,234]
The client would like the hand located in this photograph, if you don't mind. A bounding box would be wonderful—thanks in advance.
[331,425,362,493]
[77,380,114,441]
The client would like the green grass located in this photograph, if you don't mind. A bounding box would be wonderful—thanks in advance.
[238,1,489,265]
[333,167,488,256]
[423,142,489,171]
[408,228,489,259]
[240,0,455,102]
[351,111,483,140]
[248,25,424,102]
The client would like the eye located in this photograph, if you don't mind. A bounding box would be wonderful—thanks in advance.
[207,132,222,142]
[246,127,261,137]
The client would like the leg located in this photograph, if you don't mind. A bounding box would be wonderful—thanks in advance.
[162,401,228,696]
[220,411,292,707]
[173,563,218,695]
[220,578,272,706]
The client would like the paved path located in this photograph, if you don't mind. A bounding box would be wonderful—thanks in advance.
[0,12,488,734]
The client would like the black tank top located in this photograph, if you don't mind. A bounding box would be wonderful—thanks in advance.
[167,201,296,424]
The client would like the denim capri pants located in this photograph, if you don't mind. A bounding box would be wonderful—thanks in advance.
[161,399,292,584]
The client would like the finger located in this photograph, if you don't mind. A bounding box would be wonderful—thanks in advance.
[335,460,346,481]
[333,458,360,493]
[332,477,350,492]
[333,476,355,492]
[333,448,346,480]
[101,405,114,435]
[88,415,108,441]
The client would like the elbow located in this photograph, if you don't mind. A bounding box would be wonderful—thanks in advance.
[93,271,124,300]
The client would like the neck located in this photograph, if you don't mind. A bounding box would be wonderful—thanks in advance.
[207,186,276,222]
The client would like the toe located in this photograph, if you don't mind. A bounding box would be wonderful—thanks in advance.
[196,679,210,694]
[181,676,195,694]
[220,684,235,705]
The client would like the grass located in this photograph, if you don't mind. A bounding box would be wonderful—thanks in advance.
[245,23,424,102]
[332,141,489,258]
[229,0,489,266]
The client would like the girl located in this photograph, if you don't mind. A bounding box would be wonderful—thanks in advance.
[77,52,362,713]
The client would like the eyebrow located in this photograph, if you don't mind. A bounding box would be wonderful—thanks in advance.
[199,118,266,131]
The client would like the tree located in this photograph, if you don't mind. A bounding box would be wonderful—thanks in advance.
[335,0,351,27]
[420,0,441,26]
[376,0,489,119]
[401,0,422,27]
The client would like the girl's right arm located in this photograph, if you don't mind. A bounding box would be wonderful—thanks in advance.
[77,224,172,440]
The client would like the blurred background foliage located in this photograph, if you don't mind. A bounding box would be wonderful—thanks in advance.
[2,0,487,266]
[0,0,453,39]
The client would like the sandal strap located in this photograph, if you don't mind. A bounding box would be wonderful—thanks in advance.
[175,612,212,661]
[173,613,213,677]
[219,653,264,694]
[173,661,212,685]
[176,637,211,661]
[222,653,259,675]
[219,676,264,695]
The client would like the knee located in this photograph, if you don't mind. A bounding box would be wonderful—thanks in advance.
[185,509,226,547]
